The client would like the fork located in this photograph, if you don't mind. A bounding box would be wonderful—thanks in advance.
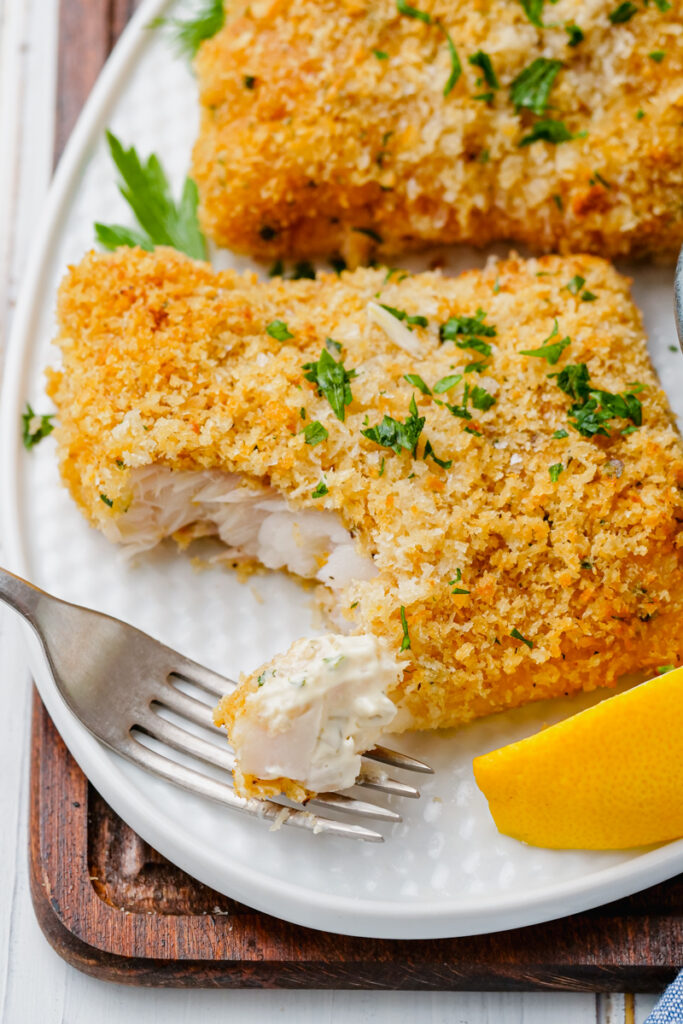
[0,568,432,843]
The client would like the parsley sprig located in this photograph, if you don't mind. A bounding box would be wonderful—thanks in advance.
[362,395,425,455]
[303,349,357,422]
[95,132,206,259]
[440,309,496,358]
[151,0,225,58]
[510,58,563,116]
[22,404,55,450]
[550,364,643,437]
[519,320,571,365]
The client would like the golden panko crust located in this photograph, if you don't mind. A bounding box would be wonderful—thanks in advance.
[48,247,683,731]
[192,0,683,264]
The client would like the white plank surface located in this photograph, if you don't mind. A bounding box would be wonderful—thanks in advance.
[0,0,663,1020]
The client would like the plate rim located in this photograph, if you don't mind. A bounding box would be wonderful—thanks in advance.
[2,0,683,940]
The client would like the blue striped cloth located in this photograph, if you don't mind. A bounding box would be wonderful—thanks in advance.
[645,972,683,1023]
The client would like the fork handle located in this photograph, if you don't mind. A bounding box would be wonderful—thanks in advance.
[0,567,46,625]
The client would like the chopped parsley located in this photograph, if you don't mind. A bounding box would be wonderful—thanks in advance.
[552,193,564,210]
[468,50,499,90]
[519,320,571,365]
[652,0,672,10]
[440,308,496,356]
[470,385,496,411]
[649,50,666,61]
[100,493,114,508]
[311,479,329,498]
[373,49,389,59]
[510,627,533,649]
[609,2,638,22]
[95,132,206,260]
[396,0,431,21]
[423,439,452,469]
[304,421,328,445]
[518,0,545,27]
[353,226,383,244]
[465,360,489,374]
[404,373,431,395]
[21,404,55,450]
[303,348,357,422]
[510,58,563,116]
[519,119,581,147]
[581,290,597,302]
[257,672,266,686]
[380,304,428,328]
[565,23,584,45]
[433,373,463,394]
[657,664,676,675]
[450,570,470,595]
[464,425,482,436]
[325,337,342,354]
[151,0,225,58]
[266,319,293,341]
[243,75,256,89]
[446,381,495,419]
[362,395,425,456]
[439,23,462,96]
[549,364,643,437]
[566,274,585,295]
[549,462,564,482]
[636,108,645,119]
[399,606,411,651]
[553,428,569,439]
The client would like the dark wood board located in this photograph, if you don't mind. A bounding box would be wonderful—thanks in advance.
[28,0,683,989]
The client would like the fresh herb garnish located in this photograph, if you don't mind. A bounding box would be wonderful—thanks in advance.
[304,421,328,445]
[303,348,357,422]
[292,260,316,279]
[399,606,411,651]
[609,1,638,22]
[550,364,643,437]
[450,569,470,595]
[423,439,452,469]
[244,75,256,89]
[652,0,672,10]
[353,226,383,244]
[510,627,533,649]
[510,57,563,116]
[566,275,585,295]
[312,479,329,498]
[550,363,591,403]
[100,493,114,508]
[396,0,431,21]
[549,462,564,482]
[439,23,462,95]
[465,360,489,374]
[657,664,675,675]
[268,259,284,277]
[649,50,666,61]
[468,50,499,89]
[581,290,597,302]
[95,132,207,259]
[519,119,581,146]
[404,373,431,395]
[470,385,496,411]
[518,0,545,27]
[440,309,496,356]
[433,373,463,394]
[553,428,569,439]
[565,23,584,45]
[519,320,570,365]
[380,304,428,328]
[373,49,389,59]
[21,404,55,450]
[362,395,425,456]
[266,319,294,341]
[151,0,225,59]
[464,425,482,436]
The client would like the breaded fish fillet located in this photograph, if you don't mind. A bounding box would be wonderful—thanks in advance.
[192,0,683,264]
[48,247,683,731]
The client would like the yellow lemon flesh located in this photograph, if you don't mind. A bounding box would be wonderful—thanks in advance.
[473,667,683,850]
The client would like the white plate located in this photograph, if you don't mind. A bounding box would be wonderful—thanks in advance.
[3,0,683,940]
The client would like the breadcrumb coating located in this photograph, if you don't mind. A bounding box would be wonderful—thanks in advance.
[192,0,683,264]
[48,247,683,731]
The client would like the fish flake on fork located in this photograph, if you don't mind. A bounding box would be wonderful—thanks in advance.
[0,568,432,842]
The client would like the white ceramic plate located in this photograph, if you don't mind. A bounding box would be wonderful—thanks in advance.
[3,0,683,940]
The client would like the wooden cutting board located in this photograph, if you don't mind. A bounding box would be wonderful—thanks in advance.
[28,0,683,989]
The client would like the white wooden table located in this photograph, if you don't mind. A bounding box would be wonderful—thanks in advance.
[0,1,663,1019]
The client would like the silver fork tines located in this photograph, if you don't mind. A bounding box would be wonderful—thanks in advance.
[1,568,432,842]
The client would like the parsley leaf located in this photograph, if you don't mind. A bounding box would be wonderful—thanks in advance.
[312,479,329,498]
[609,2,638,22]
[440,309,496,355]
[519,319,571,365]
[470,385,496,411]
[649,50,666,61]
[549,462,564,482]
[373,49,389,59]
[450,569,471,595]
[468,50,499,89]
[380,304,428,328]
[565,23,584,45]
[100,493,114,508]
[510,57,563,116]
[433,373,463,394]
[423,438,452,469]
[510,627,534,649]
[519,118,581,146]
[404,373,431,395]
[439,23,462,96]
[396,0,431,22]
[151,0,225,59]
[362,395,425,456]
[550,364,643,437]
[303,348,357,422]
[552,428,569,439]
[399,606,411,651]
[304,421,328,445]
[566,274,585,295]
[21,403,55,450]
[95,132,206,259]
[549,363,591,403]
[266,319,294,341]
[518,0,545,27]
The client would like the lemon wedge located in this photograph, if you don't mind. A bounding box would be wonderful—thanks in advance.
[473,667,683,849]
